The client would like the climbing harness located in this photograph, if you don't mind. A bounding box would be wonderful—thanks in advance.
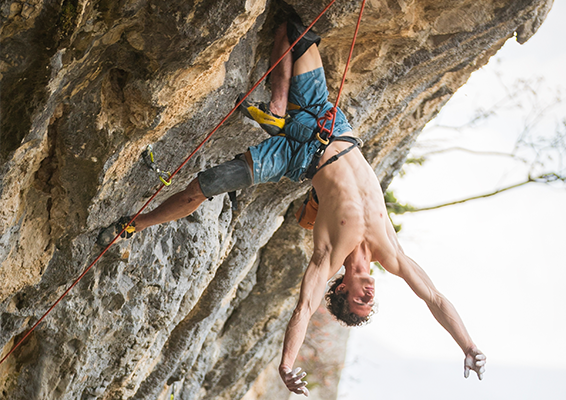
[295,0,367,231]
[0,0,366,366]
[142,144,172,186]
[303,135,363,180]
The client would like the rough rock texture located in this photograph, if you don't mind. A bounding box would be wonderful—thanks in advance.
[0,0,552,399]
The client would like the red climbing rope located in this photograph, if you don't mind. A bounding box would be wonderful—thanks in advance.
[335,0,366,111]
[318,0,367,140]
[0,0,345,367]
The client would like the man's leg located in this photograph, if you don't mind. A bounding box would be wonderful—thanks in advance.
[238,17,323,134]
[138,21,322,232]
[268,23,293,117]
[96,180,205,245]
[292,41,323,76]
[236,24,292,135]
[97,155,254,245]
[134,178,207,231]
[136,153,254,231]
[269,20,323,114]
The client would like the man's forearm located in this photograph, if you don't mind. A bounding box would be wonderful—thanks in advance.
[427,294,487,379]
[278,258,329,396]
[280,306,311,369]
[426,293,476,353]
[394,253,477,354]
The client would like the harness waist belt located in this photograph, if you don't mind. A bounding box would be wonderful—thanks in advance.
[303,135,362,180]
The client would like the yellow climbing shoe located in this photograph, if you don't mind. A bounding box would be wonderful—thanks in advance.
[97,217,136,246]
[237,94,286,136]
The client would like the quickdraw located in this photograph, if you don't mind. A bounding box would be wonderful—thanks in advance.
[142,144,172,186]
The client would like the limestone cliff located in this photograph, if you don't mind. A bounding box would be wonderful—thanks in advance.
[0,0,552,399]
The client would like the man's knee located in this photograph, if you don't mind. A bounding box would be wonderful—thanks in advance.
[197,153,254,198]
[286,14,321,62]
[184,177,207,201]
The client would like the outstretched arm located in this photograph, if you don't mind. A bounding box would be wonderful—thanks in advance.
[279,250,331,396]
[379,223,487,379]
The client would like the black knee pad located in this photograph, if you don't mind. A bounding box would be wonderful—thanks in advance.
[197,155,253,198]
[287,14,321,62]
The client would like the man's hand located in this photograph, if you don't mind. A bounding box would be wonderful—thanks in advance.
[464,347,486,380]
[279,365,309,397]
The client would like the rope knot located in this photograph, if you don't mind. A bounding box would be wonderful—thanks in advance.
[316,107,337,141]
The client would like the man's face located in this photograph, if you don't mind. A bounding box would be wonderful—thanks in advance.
[347,289,375,317]
[337,277,375,318]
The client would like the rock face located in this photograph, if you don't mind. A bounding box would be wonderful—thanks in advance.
[0,0,551,399]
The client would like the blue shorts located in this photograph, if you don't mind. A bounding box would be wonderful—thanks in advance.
[249,67,352,183]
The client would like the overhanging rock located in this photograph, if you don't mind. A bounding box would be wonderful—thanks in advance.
[0,0,552,399]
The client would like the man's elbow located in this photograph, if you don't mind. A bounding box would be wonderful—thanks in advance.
[311,245,331,267]
[426,290,446,310]
[292,302,315,320]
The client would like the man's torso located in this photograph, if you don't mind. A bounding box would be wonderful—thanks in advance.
[312,140,397,276]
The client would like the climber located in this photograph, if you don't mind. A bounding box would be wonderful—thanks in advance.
[97,14,486,395]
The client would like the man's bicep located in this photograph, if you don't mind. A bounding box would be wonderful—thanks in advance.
[380,222,439,302]
[375,219,404,276]
[396,254,441,303]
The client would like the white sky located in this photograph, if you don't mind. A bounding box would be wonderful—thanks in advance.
[338,2,566,399]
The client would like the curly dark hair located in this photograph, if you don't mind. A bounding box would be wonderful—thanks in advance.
[325,275,375,327]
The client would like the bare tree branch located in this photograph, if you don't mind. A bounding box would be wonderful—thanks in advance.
[404,180,531,212]
[390,173,565,214]
[419,146,531,164]
[389,77,566,220]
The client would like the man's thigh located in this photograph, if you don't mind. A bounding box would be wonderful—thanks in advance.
[293,42,323,76]
[248,136,294,184]
[288,67,330,110]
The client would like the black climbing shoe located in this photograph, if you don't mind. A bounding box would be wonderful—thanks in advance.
[97,217,136,246]
[237,94,286,136]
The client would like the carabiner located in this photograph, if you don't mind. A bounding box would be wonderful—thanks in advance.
[142,145,172,186]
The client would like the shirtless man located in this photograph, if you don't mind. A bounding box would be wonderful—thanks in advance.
[97,15,486,396]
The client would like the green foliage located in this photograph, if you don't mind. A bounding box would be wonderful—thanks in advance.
[389,217,402,233]
[58,0,78,39]
[384,190,418,233]
[385,190,415,216]
[405,157,427,166]
[371,261,385,274]
[398,156,427,177]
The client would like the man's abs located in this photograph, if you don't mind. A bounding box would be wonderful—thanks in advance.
[311,140,389,260]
